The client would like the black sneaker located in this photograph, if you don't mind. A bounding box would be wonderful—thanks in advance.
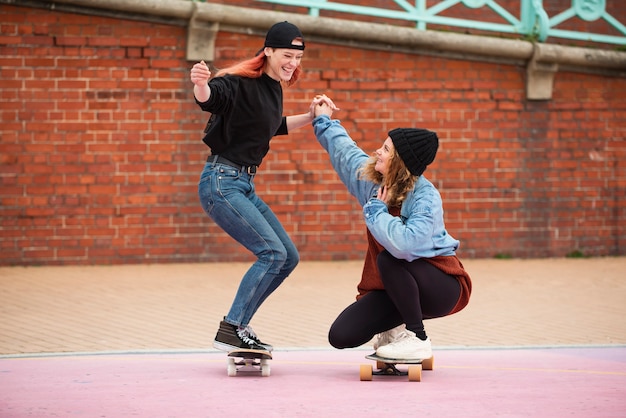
[243,324,273,352]
[213,320,267,352]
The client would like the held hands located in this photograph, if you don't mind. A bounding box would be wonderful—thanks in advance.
[190,60,211,86]
[310,94,339,120]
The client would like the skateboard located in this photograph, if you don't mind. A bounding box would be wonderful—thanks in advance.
[227,349,272,377]
[360,353,434,382]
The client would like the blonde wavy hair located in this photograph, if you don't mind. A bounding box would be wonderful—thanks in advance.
[360,149,417,208]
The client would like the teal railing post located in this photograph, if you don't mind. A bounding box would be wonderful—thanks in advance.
[521,0,549,41]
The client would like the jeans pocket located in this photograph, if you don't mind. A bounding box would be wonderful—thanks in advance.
[198,166,217,215]
[216,167,248,196]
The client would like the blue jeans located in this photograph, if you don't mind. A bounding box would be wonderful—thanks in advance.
[198,161,299,327]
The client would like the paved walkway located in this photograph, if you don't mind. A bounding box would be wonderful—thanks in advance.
[1,258,625,417]
[1,257,625,354]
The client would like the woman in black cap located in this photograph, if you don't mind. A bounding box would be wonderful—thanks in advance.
[310,101,472,360]
[190,22,336,353]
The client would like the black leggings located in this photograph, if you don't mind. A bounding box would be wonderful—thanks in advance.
[328,251,462,349]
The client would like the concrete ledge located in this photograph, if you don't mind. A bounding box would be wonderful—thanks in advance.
[15,0,626,99]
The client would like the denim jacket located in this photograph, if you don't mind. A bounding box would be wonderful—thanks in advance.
[313,115,460,261]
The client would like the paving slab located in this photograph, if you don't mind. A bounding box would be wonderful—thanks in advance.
[1,258,625,354]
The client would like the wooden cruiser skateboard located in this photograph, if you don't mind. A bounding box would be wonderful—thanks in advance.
[360,353,434,382]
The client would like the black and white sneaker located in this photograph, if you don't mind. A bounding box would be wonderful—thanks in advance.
[243,324,273,352]
[213,320,268,352]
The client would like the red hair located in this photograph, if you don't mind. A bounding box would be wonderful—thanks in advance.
[215,51,302,87]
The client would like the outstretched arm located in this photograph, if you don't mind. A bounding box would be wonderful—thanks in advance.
[286,112,315,131]
[312,113,377,206]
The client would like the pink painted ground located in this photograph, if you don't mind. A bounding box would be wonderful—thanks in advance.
[1,347,625,417]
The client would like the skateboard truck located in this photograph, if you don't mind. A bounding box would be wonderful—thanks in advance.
[227,349,272,377]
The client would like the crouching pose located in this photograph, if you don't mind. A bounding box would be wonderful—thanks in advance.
[311,101,472,360]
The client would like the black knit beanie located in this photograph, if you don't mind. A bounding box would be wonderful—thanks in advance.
[264,21,305,50]
[388,128,439,176]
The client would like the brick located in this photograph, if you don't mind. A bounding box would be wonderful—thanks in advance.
[1,4,625,264]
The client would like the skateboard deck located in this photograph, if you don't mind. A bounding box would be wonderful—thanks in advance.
[227,349,272,377]
[360,353,434,382]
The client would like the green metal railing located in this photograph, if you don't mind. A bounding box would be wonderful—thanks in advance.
[251,0,626,45]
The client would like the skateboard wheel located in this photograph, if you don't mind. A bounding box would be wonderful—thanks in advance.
[261,363,271,377]
[260,359,270,377]
[407,365,422,382]
[227,359,237,377]
[422,356,434,371]
[360,364,373,381]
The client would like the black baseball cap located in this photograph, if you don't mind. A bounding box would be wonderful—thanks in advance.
[263,21,305,51]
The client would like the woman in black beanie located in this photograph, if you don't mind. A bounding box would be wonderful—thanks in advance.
[310,101,472,360]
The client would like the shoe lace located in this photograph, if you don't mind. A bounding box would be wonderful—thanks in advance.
[393,329,411,342]
[243,325,260,341]
[236,327,258,346]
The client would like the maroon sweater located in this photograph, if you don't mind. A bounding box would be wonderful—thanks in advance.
[356,207,472,315]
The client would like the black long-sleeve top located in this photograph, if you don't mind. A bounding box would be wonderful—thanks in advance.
[195,72,288,167]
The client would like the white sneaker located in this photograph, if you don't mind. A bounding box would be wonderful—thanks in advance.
[373,324,408,349]
[375,330,432,361]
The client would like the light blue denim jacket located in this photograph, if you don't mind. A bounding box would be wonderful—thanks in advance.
[313,115,460,261]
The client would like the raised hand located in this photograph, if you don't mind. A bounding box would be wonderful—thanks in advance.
[190,60,211,86]
[310,94,339,119]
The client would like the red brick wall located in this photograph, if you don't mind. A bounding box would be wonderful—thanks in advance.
[1,4,625,265]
